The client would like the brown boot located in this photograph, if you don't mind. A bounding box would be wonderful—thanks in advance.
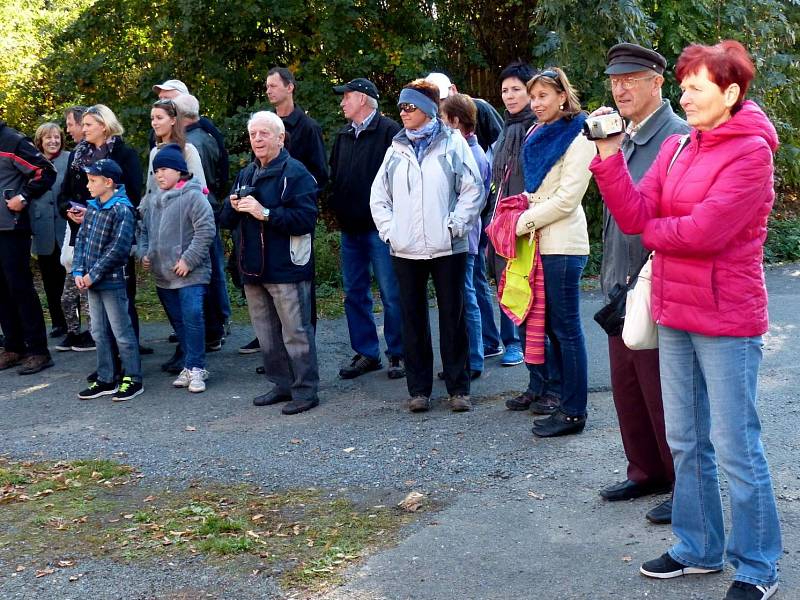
[17,354,54,375]
[0,350,22,370]
[408,395,430,413]
[448,394,472,412]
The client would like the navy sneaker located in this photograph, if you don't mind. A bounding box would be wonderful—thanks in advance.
[724,581,778,600]
[640,553,721,579]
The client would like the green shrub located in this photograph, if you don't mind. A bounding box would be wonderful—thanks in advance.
[765,216,800,263]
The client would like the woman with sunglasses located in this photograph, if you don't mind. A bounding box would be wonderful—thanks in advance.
[510,67,595,438]
[57,104,143,360]
[370,79,483,413]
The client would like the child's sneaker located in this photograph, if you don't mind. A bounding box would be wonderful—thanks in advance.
[78,380,118,400]
[188,368,209,393]
[172,368,191,388]
[112,376,143,402]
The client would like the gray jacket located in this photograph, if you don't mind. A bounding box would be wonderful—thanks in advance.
[600,101,690,299]
[138,177,215,289]
[30,152,68,256]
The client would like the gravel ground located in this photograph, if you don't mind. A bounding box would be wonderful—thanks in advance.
[1,265,798,599]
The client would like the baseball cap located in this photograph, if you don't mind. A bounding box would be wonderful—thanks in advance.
[84,159,123,183]
[152,79,189,95]
[332,78,380,100]
[425,72,453,100]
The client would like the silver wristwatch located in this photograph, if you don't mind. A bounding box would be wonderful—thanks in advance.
[261,207,271,221]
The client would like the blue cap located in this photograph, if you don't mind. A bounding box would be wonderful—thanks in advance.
[84,159,123,184]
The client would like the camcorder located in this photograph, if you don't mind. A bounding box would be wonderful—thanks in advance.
[583,112,625,140]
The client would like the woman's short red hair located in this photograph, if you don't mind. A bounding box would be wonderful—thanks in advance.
[675,40,755,113]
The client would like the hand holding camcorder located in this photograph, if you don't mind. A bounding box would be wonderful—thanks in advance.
[583,111,625,140]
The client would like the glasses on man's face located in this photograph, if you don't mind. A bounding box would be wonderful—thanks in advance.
[607,75,657,91]
[398,103,418,113]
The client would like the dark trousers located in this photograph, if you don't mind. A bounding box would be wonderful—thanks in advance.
[36,246,66,329]
[608,334,674,486]
[392,253,469,398]
[0,231,48,355]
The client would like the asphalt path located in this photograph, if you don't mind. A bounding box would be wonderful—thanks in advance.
[0,265,797,599]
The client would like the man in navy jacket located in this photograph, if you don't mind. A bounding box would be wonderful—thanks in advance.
[220,111,319,415]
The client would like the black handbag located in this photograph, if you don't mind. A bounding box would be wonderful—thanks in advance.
[593,254,649,336]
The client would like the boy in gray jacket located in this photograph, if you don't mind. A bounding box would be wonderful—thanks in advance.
[139,144,215,392]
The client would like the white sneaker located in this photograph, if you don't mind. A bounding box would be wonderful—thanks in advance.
[188,368,209,393]
[172,368,191,388]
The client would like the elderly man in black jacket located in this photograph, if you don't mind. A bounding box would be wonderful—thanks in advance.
[0,120,57,374]
[329,78,405,380]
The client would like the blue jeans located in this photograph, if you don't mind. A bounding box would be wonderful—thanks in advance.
[88,287,141,383]
[464,254,483,372]
[204,228,232,341]
[245,280,319,401]
[526,255,588,416]
[157,285,207,370]
[659,326,781,585]
[341,230,403,360]
[474,233,501,352]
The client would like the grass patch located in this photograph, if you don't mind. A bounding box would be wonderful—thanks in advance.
[0,458,420,593]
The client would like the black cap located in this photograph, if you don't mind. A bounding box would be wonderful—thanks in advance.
[84,159,123,184]
[605,43,667,75]
[332,78,380,100]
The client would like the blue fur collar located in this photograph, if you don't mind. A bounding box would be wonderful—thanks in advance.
[522,113,587,193]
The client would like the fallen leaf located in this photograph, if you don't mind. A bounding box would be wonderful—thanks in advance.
[342,447,355,453]
[68,574,83,582]
[57,560,74,567]
[122,514,134,519]
[35,567,56,578]
[251,514,264,522]
[527,491,545,500]
[290,438,302,445]
[185,426,196,432]
[15,566,24,572]
[143,495,155,502]
[622,556,632,562]
[398,491,425,512]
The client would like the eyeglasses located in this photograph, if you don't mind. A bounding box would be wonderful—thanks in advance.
[607,75,657,90]
[398,103,418,113]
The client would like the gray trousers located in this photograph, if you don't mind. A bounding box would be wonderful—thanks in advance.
[245,280,319,401]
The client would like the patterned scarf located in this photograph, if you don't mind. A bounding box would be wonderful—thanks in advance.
[405,118,442,163]
[71,136,119,172]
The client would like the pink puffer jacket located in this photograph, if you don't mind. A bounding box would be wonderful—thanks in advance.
[590,100,778,337]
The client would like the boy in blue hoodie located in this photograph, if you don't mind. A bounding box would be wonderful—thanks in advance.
[73,159,143,401]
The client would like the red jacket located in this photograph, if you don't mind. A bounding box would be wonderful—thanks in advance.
[590,101,778,337]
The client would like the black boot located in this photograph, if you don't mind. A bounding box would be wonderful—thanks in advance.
[532,409,586,438]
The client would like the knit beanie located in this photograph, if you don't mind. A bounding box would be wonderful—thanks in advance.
[153,143,188,173]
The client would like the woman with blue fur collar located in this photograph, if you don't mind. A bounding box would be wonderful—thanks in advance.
[370,79,483,414]
[515,67,595,437]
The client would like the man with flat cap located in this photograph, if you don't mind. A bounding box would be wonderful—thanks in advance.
[328,78,405,381]
[597,43,690,524]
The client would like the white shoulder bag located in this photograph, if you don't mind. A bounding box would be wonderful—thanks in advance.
[622,134,690,350]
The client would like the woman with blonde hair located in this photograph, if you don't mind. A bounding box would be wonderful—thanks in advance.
[57,103,144,363]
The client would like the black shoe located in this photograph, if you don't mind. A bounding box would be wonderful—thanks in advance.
[253,389,291,406]
[78,380,118,400]
[640,552,721,579]
[168,332,179,343]
[530,393,560,415]
[49,326,67,339]
[239,338,260,354]
[17,354,54,375]
[138,345,154,355]
[161,347,184,374]
[646,498,673,525]
[724,581,779,600]
[338,354,381,379]
[71,331,96,352]
[387,356,406,379]
[56,332,81,351]
[206,338,224,352]
[532,410,586,438]
[600,479,673,502]
[112,376,143,402]
[506,391,534,411]
[281,396,319,415]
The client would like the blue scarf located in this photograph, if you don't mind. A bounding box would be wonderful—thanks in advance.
[522,113,587,193]
[405,118,441,163]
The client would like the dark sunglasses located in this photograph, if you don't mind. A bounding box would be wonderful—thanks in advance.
[535,70,564,89]
[398,103,419,113]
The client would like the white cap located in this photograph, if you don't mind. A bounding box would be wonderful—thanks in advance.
[425,72,452,99]
[152,79,189,95]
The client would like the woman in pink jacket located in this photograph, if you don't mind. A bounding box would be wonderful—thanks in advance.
[590,41,781,600]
